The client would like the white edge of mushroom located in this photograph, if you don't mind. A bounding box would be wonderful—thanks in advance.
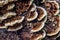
[5,16,24,26]
[0,12,16,21]
[27,10,38,21]
[31,22,45,33]
[7,24,23,31]
[37,7,47,21]
[47,1,59,15]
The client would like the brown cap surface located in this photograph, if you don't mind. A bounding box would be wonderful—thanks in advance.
[26,10,38,21]
[44,1,59,15]
[16,0,33,13]
[7,23,23,31]
[44,16,60,36]
[31,22,45,32]
[37,7,47,21]
[31,30,46,40]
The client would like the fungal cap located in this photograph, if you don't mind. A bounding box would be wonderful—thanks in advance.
[5,16,24,26]
[0,0,8,7]
[41,0,45,3]
[47,1,59,15]
[7,24,23,31]
[0,1,4,4]
[0,25,7,28]
[8,0,17,2]
[31,22,45,32]
[31,30,46,40]
[7,3,15,10]
[0,12,16,20]
[29,0,34,5]
[50,1,59,15]
[42,16,47,23]
[47,19,60,36]
[47,29,60,36]
[36,30,46,40]
[27,10,38,21]
[29,3,36,12]
[37,7,47,21]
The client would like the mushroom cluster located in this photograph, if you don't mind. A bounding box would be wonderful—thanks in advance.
[0,0,60,40]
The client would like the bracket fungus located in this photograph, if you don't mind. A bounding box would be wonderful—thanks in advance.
[37,7,47,21]
[44,1,59,15]
[0,0,59,40]
[31,30,46,40]
[6,3,15,10]
[34,0,46,6]
[15,0,34,13]
[45,16,60,36]
[0,23,7,28]
[0,0,8,7]
[31,22,45,32]
[7,23,23,31]
[8,0,17,2]
[28,3,36,12]
[0,12,16,21]
[0,0,17,7]
[26,10,38,21]
[3,16,24,26]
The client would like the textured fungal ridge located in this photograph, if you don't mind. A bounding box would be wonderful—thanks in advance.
[0,0,60,40]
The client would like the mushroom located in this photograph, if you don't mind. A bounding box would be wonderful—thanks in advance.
[59,15,60,30]
[0,0,17,7]
[8,0,17,2]
[0,0,8,7]
[28,3,36,12]
[37,7,47,21]
[0,23,7,28]
[41,16,47,23]
[3,16,24,26]
[31,30,46,40]
[41,0,46,3]
[44,1,59,15]
[26,10,38,21]
[6,3,15,10]
[0,12,16,21]
[31,22,45,32]
[16,0,34,13]
[45,16,60,36]
[7,23,23,31]
[34,0,46,6]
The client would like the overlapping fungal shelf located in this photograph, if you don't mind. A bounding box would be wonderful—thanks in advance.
[0,0,60,40]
